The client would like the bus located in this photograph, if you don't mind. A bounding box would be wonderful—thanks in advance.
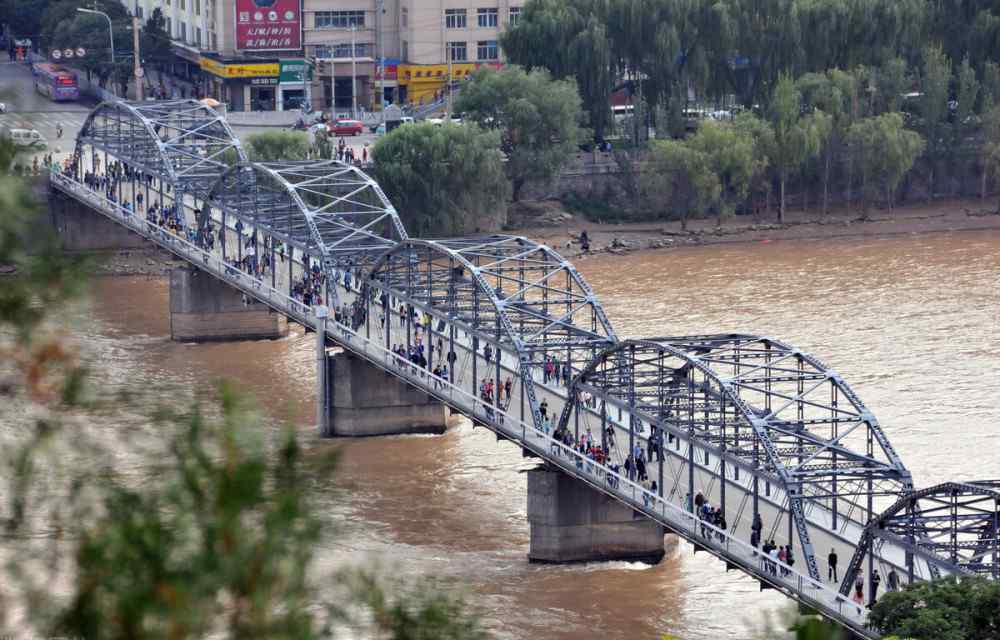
[32,63,80,102]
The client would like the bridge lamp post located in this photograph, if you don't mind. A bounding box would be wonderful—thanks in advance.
[76,8,116,66]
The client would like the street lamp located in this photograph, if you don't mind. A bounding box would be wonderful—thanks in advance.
[77,8,115,65]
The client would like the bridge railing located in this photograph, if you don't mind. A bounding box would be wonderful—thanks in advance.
[50,170,874,637]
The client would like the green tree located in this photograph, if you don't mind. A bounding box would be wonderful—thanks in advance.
[732,111,776,217]
[768,73,829,222]
[848,111,925,213]
[918,44,951,201]
[372,122,510,236]
[455,66,584,201]
[641,138,720,230]
[876,57,910,114]
[142,8,174,71]
[978,105,1000,206]
[244,130,311,161]
[867,577,1000,640]
[501,0,612,139]
[687,120,758,225]
[951,56,981,195]
[798,69,857,214]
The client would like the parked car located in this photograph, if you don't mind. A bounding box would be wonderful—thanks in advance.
[329,119,364,136]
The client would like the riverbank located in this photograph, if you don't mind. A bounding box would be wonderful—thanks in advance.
[509,197,1000,258]
[27,196,999,279]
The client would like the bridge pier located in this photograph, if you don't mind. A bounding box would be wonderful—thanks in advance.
[317,349,450,438]
[48,186,148,251]
[169,266,288,342]
[527,468,666,564]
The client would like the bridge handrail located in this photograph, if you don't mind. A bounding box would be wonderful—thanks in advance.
[49,169,874,636]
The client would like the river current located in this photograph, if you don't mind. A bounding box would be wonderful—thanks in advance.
[37,230,1000,639]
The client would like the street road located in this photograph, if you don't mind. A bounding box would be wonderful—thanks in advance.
[0,61,379,165]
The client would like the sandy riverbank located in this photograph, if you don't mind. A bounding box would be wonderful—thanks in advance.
[510,197,1000,258]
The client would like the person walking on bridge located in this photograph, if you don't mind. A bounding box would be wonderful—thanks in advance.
[828,549,838,582]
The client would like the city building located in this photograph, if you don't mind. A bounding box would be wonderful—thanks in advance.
[129,0,520,111]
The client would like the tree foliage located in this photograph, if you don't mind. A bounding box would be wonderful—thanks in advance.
[642,138,720,230]
[142,8,174,69]
[455,66,584,201]
[869,577,1000,640]
[686,120,758,224]
[372,122,510,236]
[848,112,926,213]
[244,130,311,161]
[768,74,830,221]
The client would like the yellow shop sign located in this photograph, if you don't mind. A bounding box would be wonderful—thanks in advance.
[200,58,279,79]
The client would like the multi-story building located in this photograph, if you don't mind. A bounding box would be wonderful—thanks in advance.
[130,0,520,111]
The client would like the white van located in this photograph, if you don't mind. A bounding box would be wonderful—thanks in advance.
[2,127,47,148]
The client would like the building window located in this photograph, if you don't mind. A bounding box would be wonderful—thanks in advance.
[166,17,172,34]
[179,21,187,42]
[402,40,408,60]
[508,6,520,25]
[445,9,466,28]
[210,31,217,50]
[315,10,365,29]
[477,8,497,27]
[135,5,143,18]
[476,40,497,60]
[447,41,466,62]
[179,0,185,11]
[194,0,200,15]
[195,27,202,46]
[317,42,373,58]
[401,7,408,26]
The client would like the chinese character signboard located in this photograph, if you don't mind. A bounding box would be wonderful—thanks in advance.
[235,0,302,51]
[200,58,280,78]
[278,59,310,83]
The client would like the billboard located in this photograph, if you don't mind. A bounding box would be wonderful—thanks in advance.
[235,0,302,51]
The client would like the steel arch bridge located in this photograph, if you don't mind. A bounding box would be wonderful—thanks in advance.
[51,99,999,637]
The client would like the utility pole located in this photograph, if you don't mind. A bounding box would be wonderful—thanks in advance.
[132,15,144,100]
[350,25,357,119]
[446,42,452,119]
[376,0,385,124]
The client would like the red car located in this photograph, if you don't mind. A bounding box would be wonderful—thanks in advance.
[329,119,364,136]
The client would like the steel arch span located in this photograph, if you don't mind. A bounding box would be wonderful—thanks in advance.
[842,480,1000,595]
[368,236,618,429]
[205,160,408,270]
[75,99,246,195]
[556,335,914,580]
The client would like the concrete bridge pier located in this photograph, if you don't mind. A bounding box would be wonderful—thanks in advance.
[316,335,449,438]
[48,187,148,251]
[169,266,288,342]
[527,467,666,564]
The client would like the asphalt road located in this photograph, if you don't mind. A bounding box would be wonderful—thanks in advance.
[0,61,378,164]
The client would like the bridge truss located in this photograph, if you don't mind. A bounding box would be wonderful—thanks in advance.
[842,480,1000,595]
[556,336,913,580]
[55,98,1000,636]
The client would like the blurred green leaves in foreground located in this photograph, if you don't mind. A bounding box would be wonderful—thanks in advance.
[0,171,487,638]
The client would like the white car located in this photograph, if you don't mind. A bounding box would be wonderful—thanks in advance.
[2,127,46,148]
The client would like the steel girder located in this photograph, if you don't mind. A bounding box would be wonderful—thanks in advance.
[556,335,915,581]
[205,160,408,269]
[76,99,246,195]
[840,481,1000,594]
[368,236,618,430]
